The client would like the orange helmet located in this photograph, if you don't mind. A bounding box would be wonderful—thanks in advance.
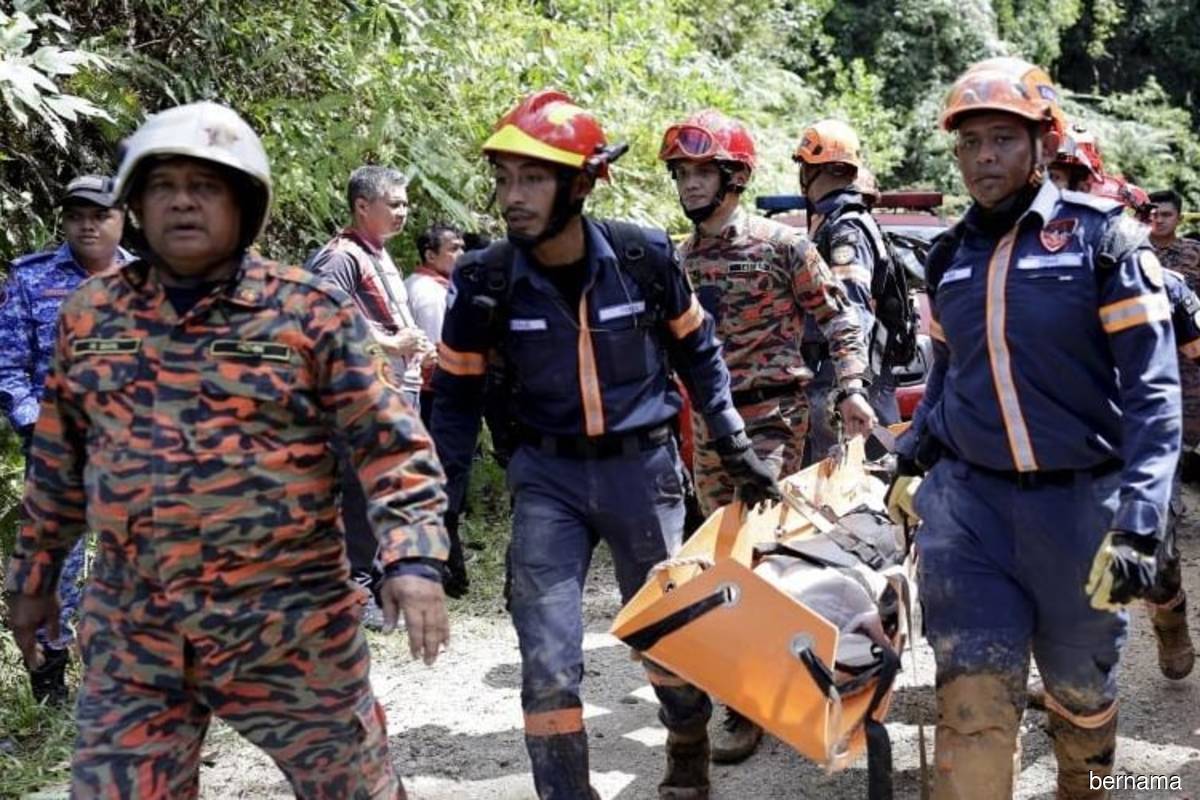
[483,90,612,178]
[940,57,1066,136]
[658,110,757,171]
[792,119,862,168]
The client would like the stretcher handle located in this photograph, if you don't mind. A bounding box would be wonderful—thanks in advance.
[619,583,738,652]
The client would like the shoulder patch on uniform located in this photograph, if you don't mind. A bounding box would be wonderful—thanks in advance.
[1139,250,1165,289]
[74,338,140,356]
[1039,218,1078,253]
[210,340,293,362]
[830,244,857,266]
[1097,214,1150,270]
[364,342,403,391]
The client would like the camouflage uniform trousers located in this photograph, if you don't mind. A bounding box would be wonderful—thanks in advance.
[692,391,809,515]
[70,589,403,800]
[1181,358,1200,449]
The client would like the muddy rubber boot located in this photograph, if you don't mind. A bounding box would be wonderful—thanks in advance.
[1149,592,1195,680]
[709,706,762,764]
[526,730,591,799]
[660,722,710,800]
[932,674,1022,800]
[29,646,69,706]
[1047,705,1117,799]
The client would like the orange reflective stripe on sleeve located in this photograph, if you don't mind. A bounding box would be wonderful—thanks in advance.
[668,295,704,340]
[577,296,606,437]
[437,342,486,376]
[1098,293,1170,335]
[985,228,1038,472]
[524,707,584,737]
[1181,337,1200,360]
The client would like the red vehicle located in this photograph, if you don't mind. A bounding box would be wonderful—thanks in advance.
[755,191,948,420]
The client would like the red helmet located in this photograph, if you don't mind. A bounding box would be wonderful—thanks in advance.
[941,57,1066,137]
[1093,174,1152,215]
[483,90,612,179]
[658,110,757,172]
[1053,125,1104,179]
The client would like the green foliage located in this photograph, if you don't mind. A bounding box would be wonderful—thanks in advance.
[0,628,77,798]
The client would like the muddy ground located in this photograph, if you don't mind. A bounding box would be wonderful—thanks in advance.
[60,496,1200,799]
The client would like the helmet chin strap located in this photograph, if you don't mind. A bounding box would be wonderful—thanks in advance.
[679,162,744,224]
[507,169,584,250]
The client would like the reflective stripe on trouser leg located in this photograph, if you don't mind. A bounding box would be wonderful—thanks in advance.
[1045,700,1118,800]
[506,448,595,797]
[932,673,1023,800]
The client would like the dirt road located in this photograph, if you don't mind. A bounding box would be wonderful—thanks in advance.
[190,507,1200,800]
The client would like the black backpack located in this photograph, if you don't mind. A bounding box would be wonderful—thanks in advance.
[460,220,674,459]
[815,201,920,372]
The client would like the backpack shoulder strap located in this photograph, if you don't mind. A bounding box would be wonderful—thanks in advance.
[923,220,967,299]
[457,240,516,340]
[598,219,671,318]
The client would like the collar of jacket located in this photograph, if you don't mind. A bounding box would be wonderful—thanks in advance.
[510,216,618,294]
[121,253,271,310]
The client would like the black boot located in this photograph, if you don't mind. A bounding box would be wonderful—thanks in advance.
[29,646,70,706]
[660,721,711,799]
[443,511,470,598]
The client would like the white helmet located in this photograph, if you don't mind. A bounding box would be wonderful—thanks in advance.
[114,101,272,244]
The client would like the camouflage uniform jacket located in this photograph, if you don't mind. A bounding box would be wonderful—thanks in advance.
[679,207,867,394]
[1155,236,1200,291]
[4,256,448,684]
[0,243,132,429]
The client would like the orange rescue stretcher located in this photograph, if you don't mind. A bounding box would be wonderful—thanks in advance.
[612,435,915,799]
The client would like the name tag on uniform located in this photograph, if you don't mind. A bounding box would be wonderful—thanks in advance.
[73,338,140,356]
[939,267,972,287]
[40,288,71,299]
[1016,253,1083,270]
[210,340,292,362]
[598,301,645,322]
[509,318,548,332]
[727,261,771,274]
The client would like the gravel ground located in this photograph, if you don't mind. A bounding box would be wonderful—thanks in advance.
[177,494,1200,799]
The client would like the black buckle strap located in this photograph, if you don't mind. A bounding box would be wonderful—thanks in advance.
[522,424,673,460]
[731,381,802,408]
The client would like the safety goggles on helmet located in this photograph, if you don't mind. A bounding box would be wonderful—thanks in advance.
[659,124,723,162]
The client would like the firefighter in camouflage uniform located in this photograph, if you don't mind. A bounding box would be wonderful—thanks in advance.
[659,109,875,764]
[4,102,449,800]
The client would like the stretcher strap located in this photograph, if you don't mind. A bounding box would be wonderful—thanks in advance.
[863,649,901,800]
[619,585,733,652]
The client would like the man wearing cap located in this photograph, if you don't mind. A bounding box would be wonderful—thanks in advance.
[0,174,130,704]
[433,90,775,799]
[658,110,874,763]
[4,102,449,798]
[893,59,1179,798]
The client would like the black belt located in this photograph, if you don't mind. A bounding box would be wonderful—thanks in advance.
[520,424,673,460]
[965,458,1121,489]
[731,381,802,407]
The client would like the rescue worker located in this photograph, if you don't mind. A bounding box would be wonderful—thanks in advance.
[791,118,897,461]
[659,109,874,763]
[0,174,130,704]
[432,90,776,800]
[1149,190,1200,283]
[4,102,450,799]
[1047,147,1196,681]
[891,59,1180,799]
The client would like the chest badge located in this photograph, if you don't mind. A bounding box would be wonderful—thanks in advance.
[1039,218,1078,254]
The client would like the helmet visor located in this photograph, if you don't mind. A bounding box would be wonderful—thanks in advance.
[659,124,718,161]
